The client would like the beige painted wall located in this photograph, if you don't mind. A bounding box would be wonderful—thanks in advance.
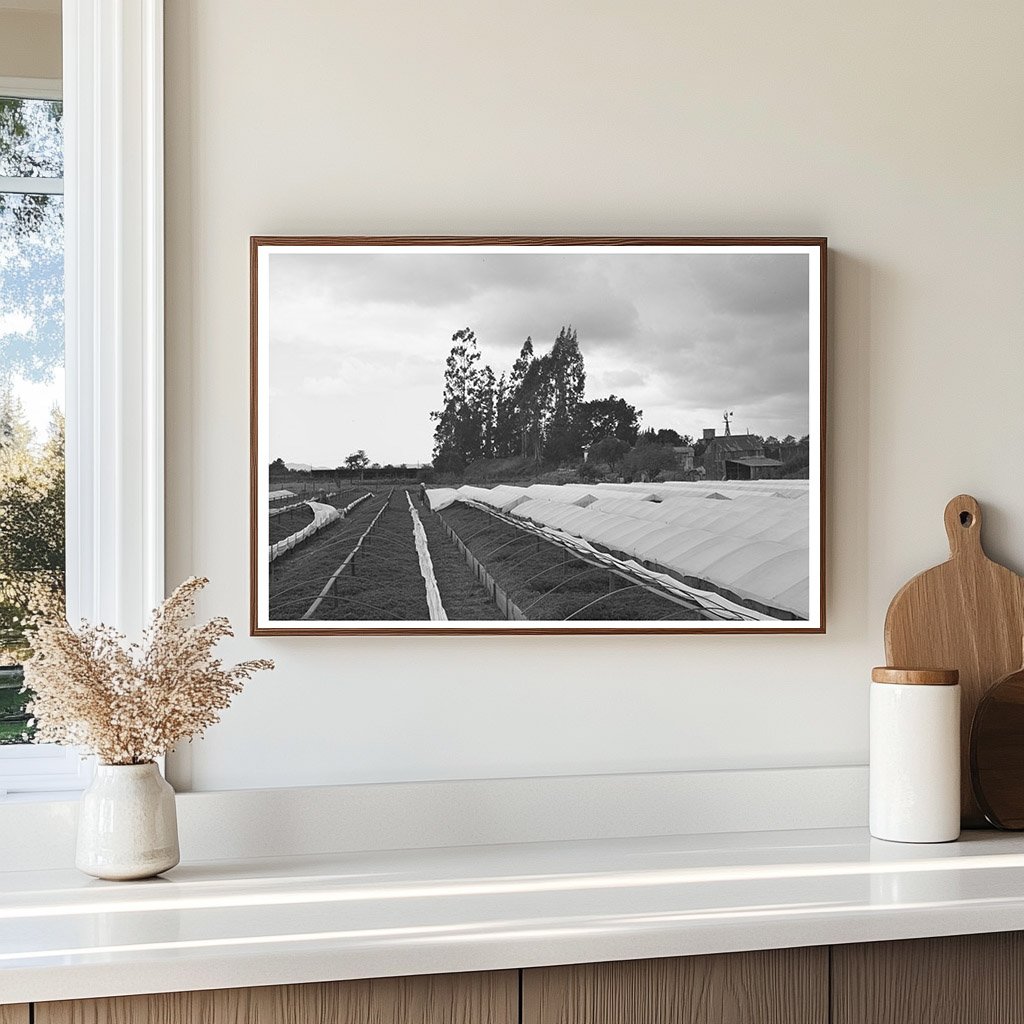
[0,9,60,80]
[164,0,1024,791]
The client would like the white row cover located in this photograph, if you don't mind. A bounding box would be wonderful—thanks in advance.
[269,489,297,501]
[429,479,808,512]
[427,487,459,511]
[584,495,809,546]
[269,500,341,562]
[509,517,773,621]
[429,482,810,618]
[269,500,308,518]
[595,480,809,501]
[407,491,447,621]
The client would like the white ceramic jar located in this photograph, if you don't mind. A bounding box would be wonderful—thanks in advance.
[76,762,180,880]
[870,667,960,843]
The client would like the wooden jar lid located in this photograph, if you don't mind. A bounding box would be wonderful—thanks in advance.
[871,667,960,686]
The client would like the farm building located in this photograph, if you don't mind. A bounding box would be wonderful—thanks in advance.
[672,446,695,471]
[701,430,783,481]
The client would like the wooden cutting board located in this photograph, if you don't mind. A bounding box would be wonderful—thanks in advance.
[884,494,1024,827]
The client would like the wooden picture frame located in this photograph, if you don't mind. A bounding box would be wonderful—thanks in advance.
[251,236,826,635]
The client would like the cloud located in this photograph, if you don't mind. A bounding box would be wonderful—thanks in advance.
[266,248,813,465]
[597,367,647,390]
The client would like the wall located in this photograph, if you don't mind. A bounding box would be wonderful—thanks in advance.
[164,0,1024,791]
[0,7,60,81]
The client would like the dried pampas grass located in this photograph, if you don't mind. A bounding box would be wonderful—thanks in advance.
[23,576,273,765]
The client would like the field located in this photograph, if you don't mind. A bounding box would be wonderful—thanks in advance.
[269,486,504,622]
[435,503,701,621]
[270,489,429,621]
[269,504,314,545]
[265,477,808,624]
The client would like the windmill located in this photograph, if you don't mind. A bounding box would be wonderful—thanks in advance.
[722,410,734,437]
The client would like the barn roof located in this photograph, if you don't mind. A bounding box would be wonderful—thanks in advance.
[706,434,763,453]
[727,456,784,467]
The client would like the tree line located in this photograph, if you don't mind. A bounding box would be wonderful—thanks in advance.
[267,324,811,482]
[269,452,411,480]
[0,391,64,665]
[430,326,643,473]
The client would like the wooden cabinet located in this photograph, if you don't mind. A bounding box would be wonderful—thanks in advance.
[522,948,828,1024]
[17,934,1024,1024]
[832,932,1024,1024]
[35,972,517,1024]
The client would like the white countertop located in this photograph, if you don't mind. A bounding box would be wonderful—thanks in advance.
[4,826,1024,1004]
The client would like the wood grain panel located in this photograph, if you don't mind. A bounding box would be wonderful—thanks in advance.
[37,971,517,1024]
[833,933,1024,1024]
[0,1006,29,1024]
[522,949,828,1024]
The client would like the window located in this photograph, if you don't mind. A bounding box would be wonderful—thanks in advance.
[0,79,80,796]
[0,4,166,798]
[0,83,64,739]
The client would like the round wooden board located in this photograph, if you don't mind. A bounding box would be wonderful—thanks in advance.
[971,663,1024,829]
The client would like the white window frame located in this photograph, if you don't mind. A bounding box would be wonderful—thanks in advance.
[0,77,61,101]
[0,0,164,799]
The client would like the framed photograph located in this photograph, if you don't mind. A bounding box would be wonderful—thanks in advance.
[251,236,826,635]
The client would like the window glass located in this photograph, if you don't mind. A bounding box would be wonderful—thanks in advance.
[0,96,64,745]
[0,97,63,178]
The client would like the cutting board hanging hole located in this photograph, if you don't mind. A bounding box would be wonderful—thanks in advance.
[944,494,983,557]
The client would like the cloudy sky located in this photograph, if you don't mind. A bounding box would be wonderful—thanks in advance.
[267,249,812,468]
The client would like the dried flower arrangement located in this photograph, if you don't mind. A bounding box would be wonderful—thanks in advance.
[23,577,273,765]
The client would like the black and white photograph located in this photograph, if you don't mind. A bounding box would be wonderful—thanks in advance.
[251,238,825,634]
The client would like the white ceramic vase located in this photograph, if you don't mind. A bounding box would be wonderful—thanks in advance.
[76,762,180,880]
